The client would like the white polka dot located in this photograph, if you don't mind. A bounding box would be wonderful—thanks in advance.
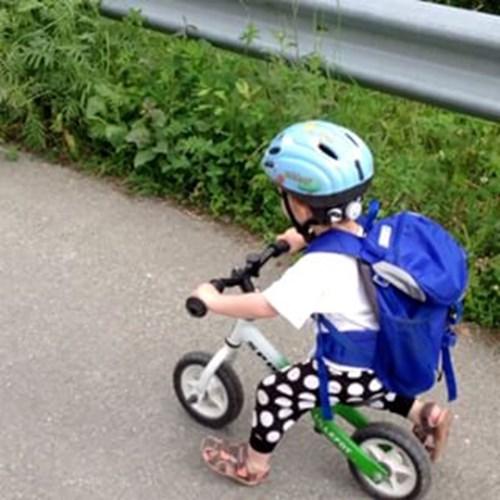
[369,378,383,392]
[347,383,365,397]
[328,381,342,394]
[252,411,257,427]
[287,367,301,382]
[304,375,319,390]
[299,392,316,401]
[257,389,270,406]
[262,374,276,387]
[277,383,293,396]
[298,400,315,410]
[278,408,293,419]
[283,420,295,432]
[266,431,281,443]
[329,396,339,406]
[370,400,385,409]
[384,392,396,402]
[260,411,274,428]
[275,397,292,408]
[347,369,362,379]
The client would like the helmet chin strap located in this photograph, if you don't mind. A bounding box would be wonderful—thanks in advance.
[281,192,316,243]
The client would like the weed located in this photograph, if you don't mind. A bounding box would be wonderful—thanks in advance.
[0,0,498,326]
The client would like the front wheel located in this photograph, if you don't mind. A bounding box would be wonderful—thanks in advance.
[173,351,244,429]
[348,422,432,499]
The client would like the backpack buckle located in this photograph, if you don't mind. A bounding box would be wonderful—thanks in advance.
[372,274,389,287]
[449,302,464,324]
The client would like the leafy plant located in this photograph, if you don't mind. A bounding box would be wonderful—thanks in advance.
[425,0,500,14]
[0,0,498,327]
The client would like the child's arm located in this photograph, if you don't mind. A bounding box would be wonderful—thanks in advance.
[191,229,303,320]
[193,283,278,319]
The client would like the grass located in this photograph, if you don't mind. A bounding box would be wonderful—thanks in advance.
[0,0,498,327]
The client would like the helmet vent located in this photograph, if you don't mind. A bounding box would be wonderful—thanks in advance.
[355,159,364,180]
[264,160,274,169]
[269,147,281,155]
[345,133,359,147]
[319,143,338,161]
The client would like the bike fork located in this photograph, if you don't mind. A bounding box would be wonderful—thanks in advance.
[185,342,239,405]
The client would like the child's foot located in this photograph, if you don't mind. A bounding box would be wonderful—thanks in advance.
[201,436,270,486]
[412,402,453,462]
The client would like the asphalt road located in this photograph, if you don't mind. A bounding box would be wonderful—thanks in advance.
[1,152,499,500]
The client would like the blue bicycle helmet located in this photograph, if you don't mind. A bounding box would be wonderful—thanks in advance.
[262,120,374,239]
[262,120,373,208]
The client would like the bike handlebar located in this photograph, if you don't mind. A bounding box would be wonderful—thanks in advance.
[185,240,290,318]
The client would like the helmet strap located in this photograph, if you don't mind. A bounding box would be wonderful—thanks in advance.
[282,192,316,243]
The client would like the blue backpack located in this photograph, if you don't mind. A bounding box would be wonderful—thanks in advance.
[306,201,468,420]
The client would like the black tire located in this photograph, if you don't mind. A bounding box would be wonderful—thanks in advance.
[348,422,432,499]
[173,351,244,429]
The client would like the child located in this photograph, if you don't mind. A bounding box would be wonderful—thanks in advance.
[192,120,452,486]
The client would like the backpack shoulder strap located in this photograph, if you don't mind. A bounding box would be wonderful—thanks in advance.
[358,199,381,233]
[305,228,364,259]
[358,261,379,317]
[305,198,382,259]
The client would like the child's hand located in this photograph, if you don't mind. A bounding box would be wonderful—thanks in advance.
[191,283,277,319]
[192,282,221,308]
[277,227,306,254]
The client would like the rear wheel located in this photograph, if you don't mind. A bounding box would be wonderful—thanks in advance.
[173,351,244,428]
[348,422,432,499]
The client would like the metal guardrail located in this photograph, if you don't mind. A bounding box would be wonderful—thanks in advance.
[100,0,500,122]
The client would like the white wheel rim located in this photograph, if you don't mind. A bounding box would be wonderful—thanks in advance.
[360,438,418,498]
[180,365,230,420]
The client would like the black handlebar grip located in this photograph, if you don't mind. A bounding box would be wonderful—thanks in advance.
[274,240,291,255]
[186,280,225,318]
[185,297,208,317]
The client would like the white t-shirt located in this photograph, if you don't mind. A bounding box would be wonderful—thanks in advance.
[262,250,379,369]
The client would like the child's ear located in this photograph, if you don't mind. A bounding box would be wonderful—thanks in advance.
[290,195,313,219]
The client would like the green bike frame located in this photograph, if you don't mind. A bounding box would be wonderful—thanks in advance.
[311,405,389,483]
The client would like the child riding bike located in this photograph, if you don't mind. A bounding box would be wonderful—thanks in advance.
[192,120,453,486]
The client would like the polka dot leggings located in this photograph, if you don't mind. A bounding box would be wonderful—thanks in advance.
[249,358,414,453]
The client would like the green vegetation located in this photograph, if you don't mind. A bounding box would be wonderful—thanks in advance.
[0,0,498,327]
[428,0,500,15]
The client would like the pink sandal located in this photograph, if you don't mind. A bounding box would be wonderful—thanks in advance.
[201,436,269,486]
[413,402,453,462]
